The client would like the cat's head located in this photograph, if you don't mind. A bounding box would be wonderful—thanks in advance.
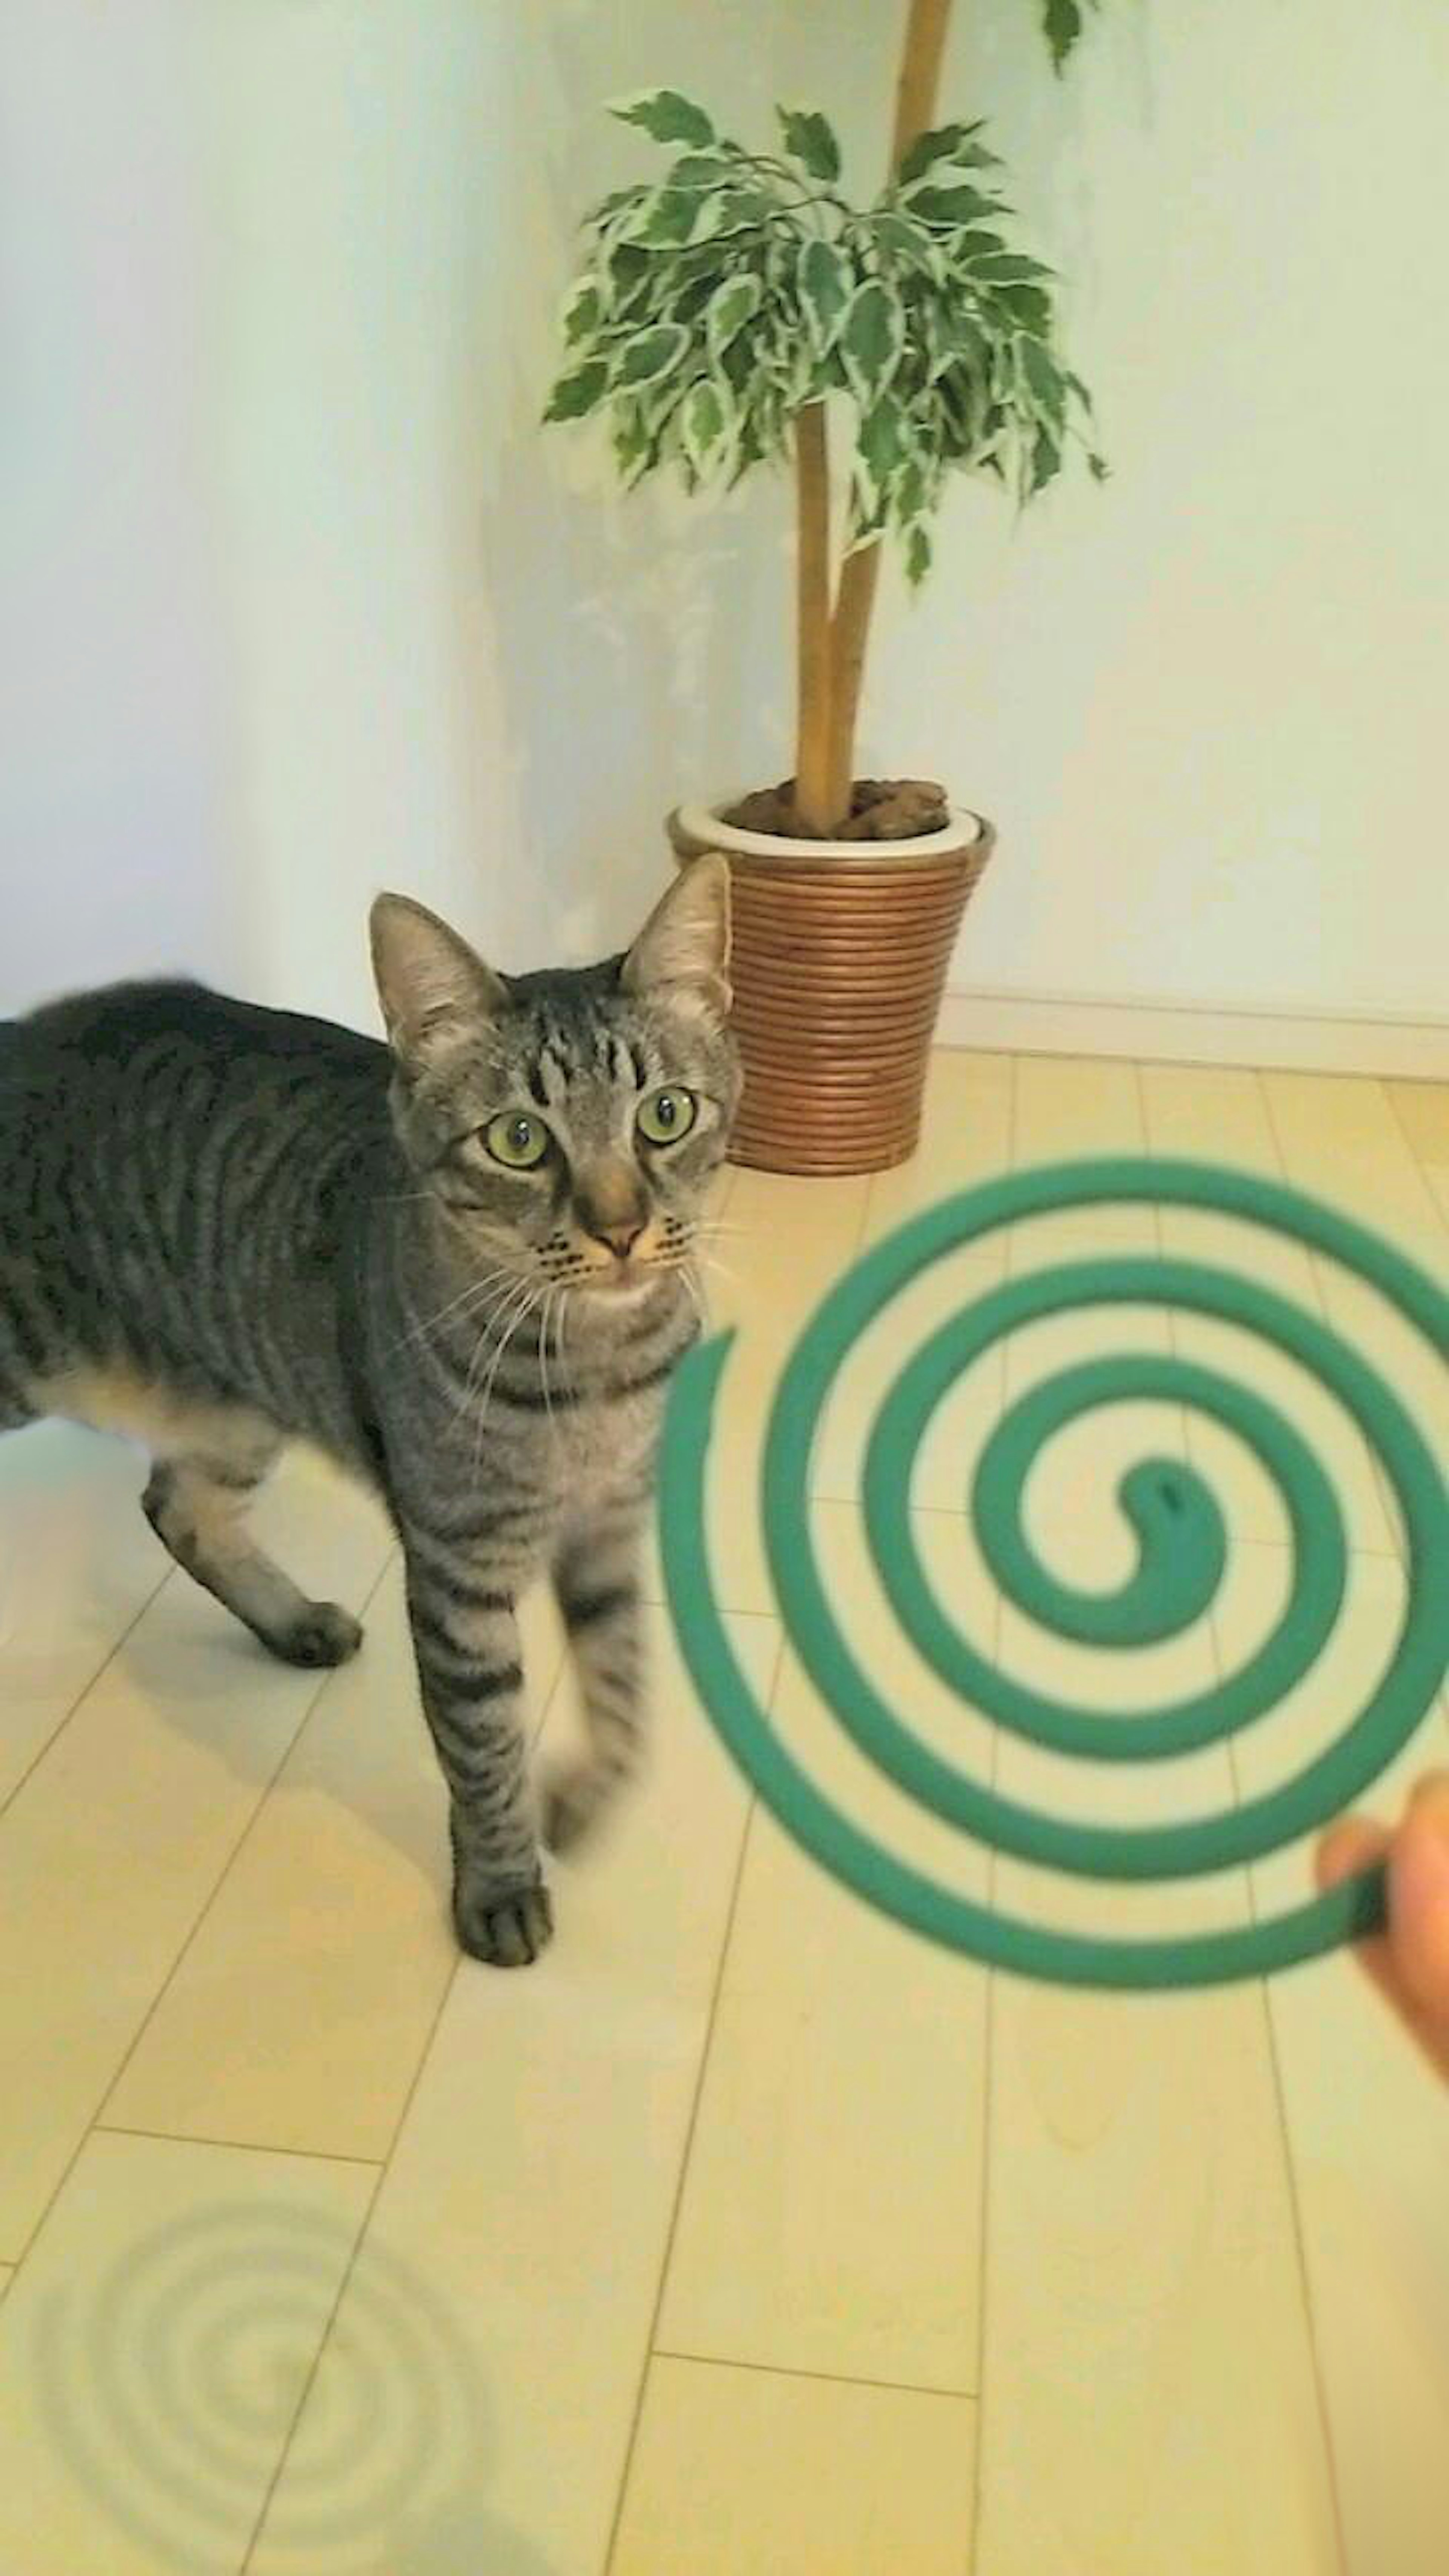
[369,860,740,1303]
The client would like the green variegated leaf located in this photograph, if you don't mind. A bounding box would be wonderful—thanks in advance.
[798,237,852,350]
[940,308,991,371]
[668,151,741,191]
[706,273,763,364]
[1029,426,1062,494]
[586,185,641,230]
[646,238,737,290]
[760,321,813,402]
[897,121,992,186]
[744,380,787,465]
[710,186,772,235]
[936,364,981,446]
[668,272,715,328]
[903,183,1000,228]
[949,230,1008,268]
[1088,450,1111,481]
[905,523,932,585]
[1018,335,1066,421]
[615,189,665,245]
[846,470,888,548]
[634,188,721,248]
[1042,0,1091,72]
[856,393,907,495]
[610,89,716,148]
[973,252,1055,285]
[922,303,963,386]
[561,280,601,348]
[728,414,765,488]
[717,332,754,396]
[871,211,941,274]
[640,366,694,434]
[840,278,904,405]
[605,236,650,286]
[775,103,841,183]
[615,323,690,390]
[542,359,609,424]
[612,402,651,480]
[996,282,1052,334]
[895,455,928,523]
[683,190,732,247]
[681,376,733,475]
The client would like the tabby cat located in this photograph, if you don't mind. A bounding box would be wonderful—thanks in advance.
[0,860,737,1965]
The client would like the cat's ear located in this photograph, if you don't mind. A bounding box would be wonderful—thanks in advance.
[369,894,506,1068]
[622,858,731,1029]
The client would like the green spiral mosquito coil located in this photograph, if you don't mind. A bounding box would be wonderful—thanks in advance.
[658,1158,1449,1990]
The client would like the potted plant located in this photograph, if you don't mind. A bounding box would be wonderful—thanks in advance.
[545,0,1105,1175]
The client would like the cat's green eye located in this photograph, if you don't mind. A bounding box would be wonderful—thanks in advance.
[637,1086,698,1148]
[484,1111,550,1171]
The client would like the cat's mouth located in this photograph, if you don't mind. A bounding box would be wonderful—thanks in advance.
[578,1261,657,1298]
[573,1249,695,1303]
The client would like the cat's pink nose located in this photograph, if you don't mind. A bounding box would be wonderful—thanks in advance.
[591,1216,643,1260]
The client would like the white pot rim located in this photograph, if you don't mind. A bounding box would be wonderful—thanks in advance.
[672,796,986,868]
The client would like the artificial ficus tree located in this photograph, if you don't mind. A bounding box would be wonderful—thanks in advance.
[545,1,1104,836]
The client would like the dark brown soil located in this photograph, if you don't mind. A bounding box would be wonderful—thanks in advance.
[720,777,952,843]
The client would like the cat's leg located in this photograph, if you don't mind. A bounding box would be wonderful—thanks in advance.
[0,1322,38,1432]
[542,1508,646,1856]
[401,1533,551,1967]
[142,1426,363,1669]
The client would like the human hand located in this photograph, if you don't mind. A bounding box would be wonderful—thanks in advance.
[1317,1776,1449,2082]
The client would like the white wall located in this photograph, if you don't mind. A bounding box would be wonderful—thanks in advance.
[3,1,783,1031]
[789,0,1449,1024]
[224,0,791,1027]
[5,3,1447,1039]
[0,2,238,1005]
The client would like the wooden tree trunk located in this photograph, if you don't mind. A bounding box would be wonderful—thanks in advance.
[823,544,881,827]
[793,403,835,834]
[811,0,956,833]
[888,0,955,162]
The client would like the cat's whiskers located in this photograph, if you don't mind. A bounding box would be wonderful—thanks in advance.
[451,1272,539,1436]
[538,1286,561,1437]
[690,1244,741,1289]
[391,1261,523,1354]
[468,1278,548,1478]
[679,1260,709,1335]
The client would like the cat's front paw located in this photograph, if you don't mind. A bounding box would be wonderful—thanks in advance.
[541,1758,613,1857]
[453,1872,554,1969]
[270,1601,364,1668]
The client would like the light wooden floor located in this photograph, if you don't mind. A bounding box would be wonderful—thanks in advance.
[3,1053,1449,2574]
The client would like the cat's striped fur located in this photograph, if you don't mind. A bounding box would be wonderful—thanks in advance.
[0,861,737,1965]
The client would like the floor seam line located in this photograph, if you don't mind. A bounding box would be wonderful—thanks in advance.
[652,2347,979,2403]
[602,1626,786,2574]
[0,1561,174,1824]
[91,2121,386,2171]
[91,1543,399,2142]
[239,1936,468,2567]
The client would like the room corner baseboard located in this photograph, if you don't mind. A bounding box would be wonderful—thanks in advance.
[937,986,1449,1080]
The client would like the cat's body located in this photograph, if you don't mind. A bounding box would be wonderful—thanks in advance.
[0,865,737,1963]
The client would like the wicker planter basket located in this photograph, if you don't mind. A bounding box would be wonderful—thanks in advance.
[668,800,995,1177]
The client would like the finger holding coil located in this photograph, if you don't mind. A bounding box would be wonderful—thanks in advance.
[660,1158,1449,1989]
